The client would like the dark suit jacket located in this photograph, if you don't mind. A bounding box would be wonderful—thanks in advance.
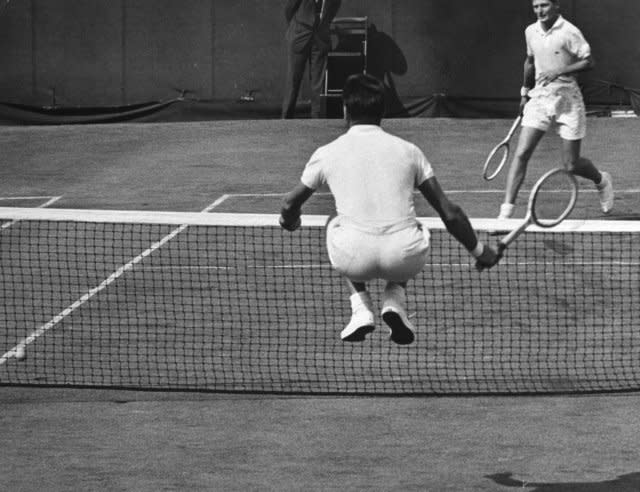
[285,0,341,28]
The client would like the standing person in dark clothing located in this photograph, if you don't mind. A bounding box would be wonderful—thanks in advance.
[282,0,342,118]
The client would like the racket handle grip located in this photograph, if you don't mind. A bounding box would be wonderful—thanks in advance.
[475,242,506,272]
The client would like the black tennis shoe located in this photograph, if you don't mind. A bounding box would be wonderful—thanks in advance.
[382,307,415,345]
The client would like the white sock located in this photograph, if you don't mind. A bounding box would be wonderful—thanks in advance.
[383,284,406,311]
[350,291,373,313]
[499,203,514,218]
[596,172,608,189]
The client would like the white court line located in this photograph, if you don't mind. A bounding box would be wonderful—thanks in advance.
[37,196,64,208]
[1,196,63,230]
[148,260,640,271]
[227,191,505,196]
[0,196,227,365]
[205,194,231,208]
[0,196,63,201]
[222,189,640,197]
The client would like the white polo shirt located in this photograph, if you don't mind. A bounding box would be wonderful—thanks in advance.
[525,15,591,88]
[300,125,434,226]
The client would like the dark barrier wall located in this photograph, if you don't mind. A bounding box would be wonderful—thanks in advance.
[0,0,638,107]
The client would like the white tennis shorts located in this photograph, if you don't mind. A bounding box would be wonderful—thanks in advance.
[522,84,587,141]
[326,216,430,283]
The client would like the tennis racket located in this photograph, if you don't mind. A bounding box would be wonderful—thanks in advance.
[479,168,578,270]
[482,115,522,181]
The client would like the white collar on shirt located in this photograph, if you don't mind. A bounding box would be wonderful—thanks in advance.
[537,14,565,35]
[347,124,382,134]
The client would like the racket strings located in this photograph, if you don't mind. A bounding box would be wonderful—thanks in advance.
[531,170,578,226]
[483,145,509,181]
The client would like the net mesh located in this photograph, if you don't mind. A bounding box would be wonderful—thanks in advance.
[1,207,639,395]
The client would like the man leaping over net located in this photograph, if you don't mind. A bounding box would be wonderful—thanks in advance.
[279,73,499,345]
[498,0,614,219]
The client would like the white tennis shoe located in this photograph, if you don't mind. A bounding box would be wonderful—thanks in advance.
[597,171,614,214]
[381,305,415,345]
[341,309,375,342]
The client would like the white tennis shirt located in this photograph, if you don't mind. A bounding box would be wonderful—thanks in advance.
[300,124,434,226]
[526,15,591,88]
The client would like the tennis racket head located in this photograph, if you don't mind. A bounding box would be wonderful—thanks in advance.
[481,116,522,181]
[529,168,579,228]
[482,143,510,181]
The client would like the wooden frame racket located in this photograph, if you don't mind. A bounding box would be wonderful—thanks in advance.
[478,168,578,270]
[482,115,522,181]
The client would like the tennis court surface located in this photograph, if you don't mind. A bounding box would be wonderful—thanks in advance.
[2,118,640,490]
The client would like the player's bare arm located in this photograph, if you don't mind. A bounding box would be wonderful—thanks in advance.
[520,55,536,112]
[417,177,498,267]
[523,55,536,89]
[280,182,314,231]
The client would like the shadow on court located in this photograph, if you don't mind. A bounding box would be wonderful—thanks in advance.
[487,471,640,491]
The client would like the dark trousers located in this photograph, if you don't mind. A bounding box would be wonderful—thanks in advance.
[282,23,331,119]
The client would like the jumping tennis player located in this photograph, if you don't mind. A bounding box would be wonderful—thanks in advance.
[498,0,614,219]
[280,73,498,345]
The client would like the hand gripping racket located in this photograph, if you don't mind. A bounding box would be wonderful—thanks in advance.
[482,115,523,181]
[481,168,578,269]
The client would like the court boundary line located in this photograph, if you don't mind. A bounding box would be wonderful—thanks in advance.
[224,189,640,197]
[0,195,63,201]
[147,259,640,271]
[0,195,229,365]
[0,196,62,231]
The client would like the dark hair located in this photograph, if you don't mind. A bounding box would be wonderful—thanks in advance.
[342,73,385,121]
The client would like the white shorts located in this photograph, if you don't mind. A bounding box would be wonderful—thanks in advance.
[522,84,587,141]
[326,216,430,283]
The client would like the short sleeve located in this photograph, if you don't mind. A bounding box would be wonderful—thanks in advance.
[300,148,326,190]
[566,27,591,59]
[413,145,434,187]
[525,26,533,57]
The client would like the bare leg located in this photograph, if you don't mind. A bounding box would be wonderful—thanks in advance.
[561,138,601,184]
[503,126,546,205]
[562,138,614,213]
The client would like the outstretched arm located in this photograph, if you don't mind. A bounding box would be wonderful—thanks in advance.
[280,182,315,231]
[418,177,498,268]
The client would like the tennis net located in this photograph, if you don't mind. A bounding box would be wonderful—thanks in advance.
[1,206,639,395]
